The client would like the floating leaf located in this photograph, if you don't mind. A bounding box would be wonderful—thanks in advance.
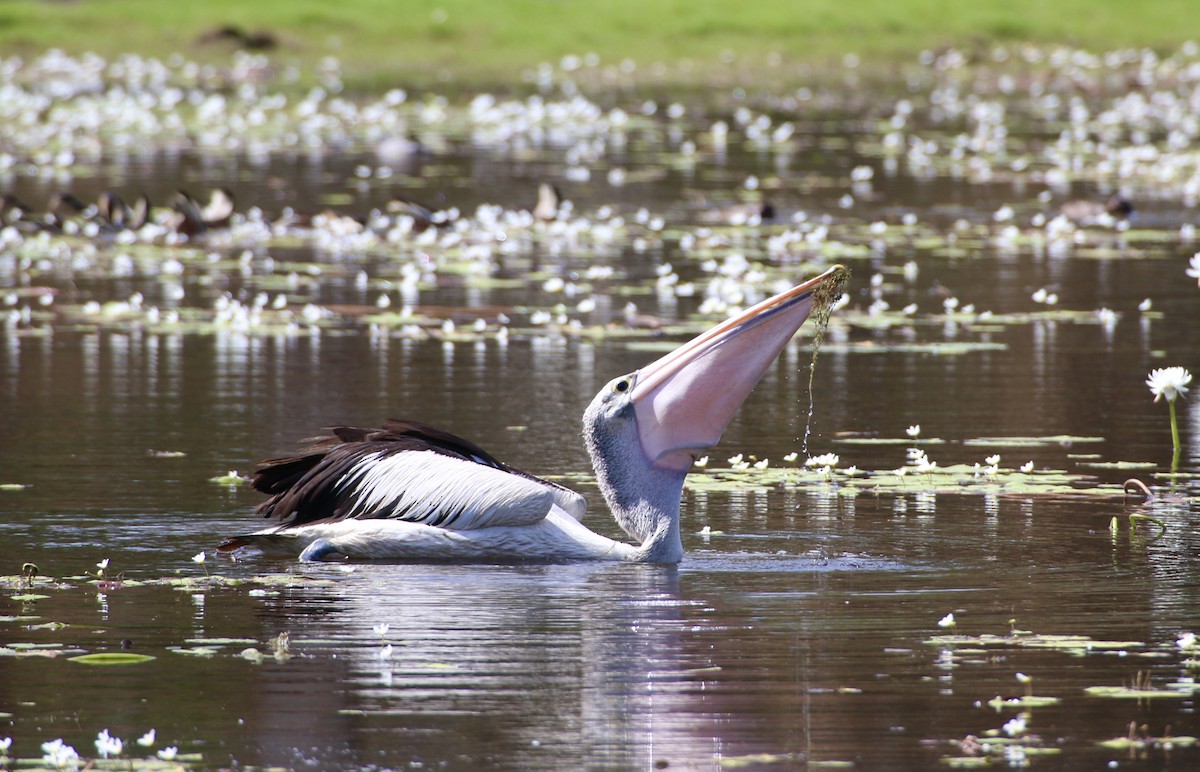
[186,637,259,646]
[963,435,1104,447]
[1083,686,1187,699]
[986,695,1062,709]
[69,652,156,665]
[169,646,219,657]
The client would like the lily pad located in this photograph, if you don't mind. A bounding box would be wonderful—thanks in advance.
[1083,686,1188,699]
[69,652,157,665]
[963,435,1104,447]
[986,695,1062,709]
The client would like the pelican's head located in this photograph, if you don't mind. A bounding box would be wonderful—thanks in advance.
[583,265,848,553]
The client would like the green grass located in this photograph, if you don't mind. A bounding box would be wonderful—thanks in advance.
[1,0,1199,90]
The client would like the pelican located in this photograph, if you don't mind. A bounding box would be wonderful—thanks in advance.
[218,265,848,563]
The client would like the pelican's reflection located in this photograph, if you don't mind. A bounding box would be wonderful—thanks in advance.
[246,561,770,769]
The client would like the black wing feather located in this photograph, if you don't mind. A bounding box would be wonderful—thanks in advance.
[251,419,529,529]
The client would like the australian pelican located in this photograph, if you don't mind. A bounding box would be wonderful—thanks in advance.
[219,265,848,562]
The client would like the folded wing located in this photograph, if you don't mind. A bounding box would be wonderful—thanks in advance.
[252,420,586,531]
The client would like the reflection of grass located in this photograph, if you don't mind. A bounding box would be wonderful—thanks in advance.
[0,0,1194,89]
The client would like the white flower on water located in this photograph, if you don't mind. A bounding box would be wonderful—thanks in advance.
[42,739,79,769]
[1015,672,1032,684]
[191,551,206,565]
[97,558,110,571]
[693,455,708,469]
[157,747,179,761]
[805,453,839,468]
[137,729,156,748]
[1146,367,1192,403]
[782,452,798,462]
[906,424,921,438]
[985,454,1000,466]
[937,613,956,629]
[1187,253,1200,285]
[1002,714,1027,737]
[1177,632,1197,650]
[0,737,11,753]
[373,623,390,638]
[95,729,123,759]
[753,458,770,469]
[1020,461,1035,473]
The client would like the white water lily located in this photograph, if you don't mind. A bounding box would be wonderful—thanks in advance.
[985,454,1000,466]
[1187,253,1200,285]
[906,424,921,438]
[157,747,179,761]
[1147,366,1193,469]
[95,729,123,759]
[805,453,839,468]
[1020,461,1035,473]
[0,737,11,753]
[42,739,79,769]
[782,451,798,462]
[1146,366,1192,403]
[191,551,206,564]
[1003,714,1027,737]
[137,729,156,748]
[937,613,956,629]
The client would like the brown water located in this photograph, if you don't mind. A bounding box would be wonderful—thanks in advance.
[2,61,1200,770]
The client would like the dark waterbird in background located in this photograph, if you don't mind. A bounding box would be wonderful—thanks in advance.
[1059,194,1134,224]
[219,265,849,562]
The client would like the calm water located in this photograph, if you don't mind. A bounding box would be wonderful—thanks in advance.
[2,66,1200,769]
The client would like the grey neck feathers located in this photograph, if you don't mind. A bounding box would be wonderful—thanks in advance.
[583,405,687,563]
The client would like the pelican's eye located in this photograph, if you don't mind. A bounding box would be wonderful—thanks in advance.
[611,376,634,394]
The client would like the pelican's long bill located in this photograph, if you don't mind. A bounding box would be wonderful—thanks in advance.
[631,264,849,471]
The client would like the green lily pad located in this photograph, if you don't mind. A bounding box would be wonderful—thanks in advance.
[963,435,1104,447]
[1084,686,1188,699]
[69,652,157,665]
[10,594,50,602]
[1100,735,1198,749]
[1076,460,1157,470]
[185,637,260,645]
[169,646,220,657]
[986,695,1062,709]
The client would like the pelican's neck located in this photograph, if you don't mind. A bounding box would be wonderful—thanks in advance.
[583,407,687,563]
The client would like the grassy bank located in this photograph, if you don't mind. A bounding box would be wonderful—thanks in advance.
[1,0,1198,90]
